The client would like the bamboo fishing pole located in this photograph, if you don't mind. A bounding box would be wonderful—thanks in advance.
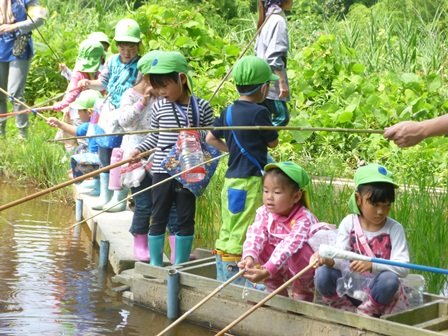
[155,268,245,336]
[52,125,384,142]
[0,87,49,122]
[0,149,155,212]
[65,152,229,231]
[215,260,318,336]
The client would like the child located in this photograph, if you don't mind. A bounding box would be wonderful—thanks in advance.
[255,0,292,126]
[128,51,214,266]
[118,50,177,262]
[52,39,105,117]
[78,18,141,212]
[59,31,110,81]
[46,90,103,183]
[238,162,319,301]
[206,55,279,284]
[314,163,410,317]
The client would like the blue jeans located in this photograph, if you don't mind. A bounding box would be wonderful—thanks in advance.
[315,266,400,305]
[129,173,177,235]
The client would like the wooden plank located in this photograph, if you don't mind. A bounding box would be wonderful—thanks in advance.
[174,270,444,336]
[385,301,443,325]
[415,316,448,331]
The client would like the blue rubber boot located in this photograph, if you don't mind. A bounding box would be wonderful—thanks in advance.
[148,234,165,267]
[91,173,112,210]
[103,188,128,212]
[174,235,194,265]
[78,178,100,196]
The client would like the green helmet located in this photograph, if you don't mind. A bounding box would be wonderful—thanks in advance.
[88,32,110,46]
[114,18,141,43]
[69,90,103,110]
[73,39,105,73]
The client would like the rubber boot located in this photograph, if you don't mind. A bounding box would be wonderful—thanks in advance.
[174,235,194,265]
[148,234,165,267]
[0,121,5,137]
[133,234,149,262]
[356,295,385,317]
[103,188,128,212]
[18,127,27,140]
[78,178,100,196]
[91,173,112,210]
[168,235,176,264]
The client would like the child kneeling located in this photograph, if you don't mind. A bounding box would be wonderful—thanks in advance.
[238,162,320,302]
[314,164,410,317]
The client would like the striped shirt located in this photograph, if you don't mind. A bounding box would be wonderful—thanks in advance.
[136,97,214,174]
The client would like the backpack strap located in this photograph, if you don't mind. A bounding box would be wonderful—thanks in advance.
[353,215,376,258]
[225,105,264,174]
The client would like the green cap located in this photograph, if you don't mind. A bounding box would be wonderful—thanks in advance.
[70,90,103,110]
[73,39,105,73]
[348,163,399,214]
[264,161,311,209]
[137,50,161,74]
[149,51,193,91]
[114,18,141,43]
[232,56,279,86]
[88,32,110,46]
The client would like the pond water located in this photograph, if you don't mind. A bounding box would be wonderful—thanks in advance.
[0,181,214,335]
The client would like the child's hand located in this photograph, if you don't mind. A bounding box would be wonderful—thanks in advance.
[46,117,61,128]
[77,79,90,89]
[59,63,67,72]
[310,252,334,268]
[243,267,269,283]
[238,256,255,270]
[350,260,372,273]
[127,148,142,163]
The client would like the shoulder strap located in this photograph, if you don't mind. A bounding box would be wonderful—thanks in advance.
[226,105,263,174]
[353,215,376,258]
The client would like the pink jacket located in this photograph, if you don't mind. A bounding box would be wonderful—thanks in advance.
[242,204,319,276]
[53,72,98,111]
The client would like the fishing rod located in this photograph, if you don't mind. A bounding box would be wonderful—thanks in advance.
[0,87,48,122]
[155,268,246,336]
[0,149,155,212]
[215,260,318,336]
[0,106,52,118]
[318,244,448,275]
[52,125,384,142]
[65,152,229,231]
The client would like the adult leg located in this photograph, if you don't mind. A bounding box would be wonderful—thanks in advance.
[0,62,10,136]
[9,59,31,137]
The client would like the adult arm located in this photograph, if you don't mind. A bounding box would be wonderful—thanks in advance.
[384,114,448,147]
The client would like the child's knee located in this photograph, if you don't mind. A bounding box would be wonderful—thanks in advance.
[314,266,340,296]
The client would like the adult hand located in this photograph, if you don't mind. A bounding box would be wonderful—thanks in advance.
[278,80,289,99]
[0,23,18,35]
[384,121,426,147]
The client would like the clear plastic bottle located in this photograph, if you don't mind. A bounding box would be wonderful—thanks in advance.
[179,130,206,183]
[402,274,425,307]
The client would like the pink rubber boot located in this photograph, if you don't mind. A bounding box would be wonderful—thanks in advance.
[356,295,384,317]
[322,294,356,312]
[134,234,150,262]
[168,235,176,264]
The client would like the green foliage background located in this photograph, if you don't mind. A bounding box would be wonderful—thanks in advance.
[1,0,447,292]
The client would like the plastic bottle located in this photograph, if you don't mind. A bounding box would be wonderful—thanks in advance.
[178,130,205,183]
[402,274,425,307]
[109,148,124,190]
